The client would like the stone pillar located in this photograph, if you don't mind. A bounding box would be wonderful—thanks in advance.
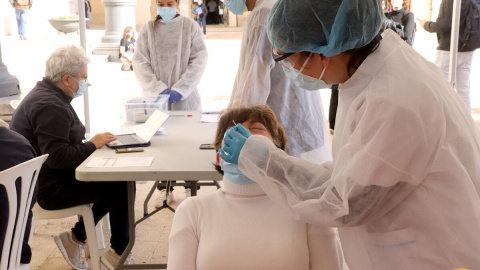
[178,0,191,18]
[101,0,137,43]
[0,39,19,97]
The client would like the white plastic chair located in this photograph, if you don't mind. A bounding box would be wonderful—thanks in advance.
[30,203,102,270]
[0,154,48,270]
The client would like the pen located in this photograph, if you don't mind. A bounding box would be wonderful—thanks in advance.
[233,120,237,125]
[143,100,147,115]
[154,95,162,103]
[169,115,193,117]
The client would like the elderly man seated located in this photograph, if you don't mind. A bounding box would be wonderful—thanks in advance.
[10,45,132,270]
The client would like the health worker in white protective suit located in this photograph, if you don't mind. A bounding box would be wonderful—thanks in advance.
[219,0,480,269]
[133,0,207,110]
[227,0,331,164]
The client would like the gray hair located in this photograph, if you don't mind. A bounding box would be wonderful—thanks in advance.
[45,45,90,83]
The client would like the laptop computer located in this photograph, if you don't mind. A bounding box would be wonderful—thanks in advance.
[107,110,169,149]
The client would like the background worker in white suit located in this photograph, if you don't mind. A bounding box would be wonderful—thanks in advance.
[219,0,480,269]
[226,0,331,165]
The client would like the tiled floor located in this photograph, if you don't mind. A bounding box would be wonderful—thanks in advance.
[2,23,480,270]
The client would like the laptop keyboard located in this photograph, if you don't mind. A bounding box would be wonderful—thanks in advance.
[116,135,144,145]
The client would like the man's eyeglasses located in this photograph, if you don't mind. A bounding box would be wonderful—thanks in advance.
[272,47,295,70]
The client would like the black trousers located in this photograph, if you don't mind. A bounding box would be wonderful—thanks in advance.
[0,183,35,264]
[37,179,133,255]
[329,85,339,130]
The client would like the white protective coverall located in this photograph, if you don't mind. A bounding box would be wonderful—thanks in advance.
[133,15,207,110]
[228,0,331,164]
[238,30,480,269]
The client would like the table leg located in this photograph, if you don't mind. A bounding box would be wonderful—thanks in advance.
[115,181,136,270]
[190,181,197,196]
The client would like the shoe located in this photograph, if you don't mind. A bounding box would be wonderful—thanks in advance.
[154,189,174,208]
[185,188,191,198]
[54,231,88,270]
[100,248,133,270]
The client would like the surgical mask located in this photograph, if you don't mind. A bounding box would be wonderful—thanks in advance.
[69,75,88,98]
[282,53,330,91]
[157,7,176,22]
[224,0,246,15]
[220,160,254,185]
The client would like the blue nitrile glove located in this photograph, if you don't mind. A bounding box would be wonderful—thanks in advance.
[168,90,183,103]
[160,89,171,95]
[218,124,252,164]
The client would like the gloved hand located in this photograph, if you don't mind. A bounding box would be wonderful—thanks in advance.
[160,89,171,95]
[168,90,183,103]
[218,124,252,164]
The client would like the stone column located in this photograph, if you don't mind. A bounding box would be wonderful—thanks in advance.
[101,0,137,43]
[178,0,191,18]
[0,39,20,97]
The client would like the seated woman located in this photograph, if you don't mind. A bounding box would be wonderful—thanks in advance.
[168,105,343,270]
[119,26,136,71]
[10,45,132,270]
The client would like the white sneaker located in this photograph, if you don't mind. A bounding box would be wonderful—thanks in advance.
[185,188,191,198]
[154,189,174,208]
[100,248,133,270]
[54,231,88,270]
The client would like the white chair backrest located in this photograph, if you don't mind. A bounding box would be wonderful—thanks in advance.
[0,154,48,270]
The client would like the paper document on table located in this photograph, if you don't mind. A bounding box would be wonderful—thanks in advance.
[86,157,155,168]
[110,125,145,135]
[110,125,166,136]
[201,113,219,123]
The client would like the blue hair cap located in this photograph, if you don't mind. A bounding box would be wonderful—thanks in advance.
[267,0,383,57]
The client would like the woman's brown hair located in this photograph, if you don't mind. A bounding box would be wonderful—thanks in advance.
[123,26,135,39]
[213,105,288,175]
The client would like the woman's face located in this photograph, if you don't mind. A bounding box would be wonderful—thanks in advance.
[274,48,325,80]
[228,117,274,142]
[157,0,177,7]
[125,30,133,39]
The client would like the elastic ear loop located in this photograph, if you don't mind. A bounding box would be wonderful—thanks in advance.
[299,52,313,72]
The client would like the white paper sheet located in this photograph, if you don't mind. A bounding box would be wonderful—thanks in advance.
[86,157,155,168]
[201,113,219,123]
[109,125,166,136]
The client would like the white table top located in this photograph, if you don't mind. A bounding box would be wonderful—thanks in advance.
[76,111,222,182]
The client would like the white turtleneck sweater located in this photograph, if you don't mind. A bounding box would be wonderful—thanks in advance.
[167,176,343,270]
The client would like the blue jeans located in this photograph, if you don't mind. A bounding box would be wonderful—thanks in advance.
[197,15,206,35]
[15,9,28,38]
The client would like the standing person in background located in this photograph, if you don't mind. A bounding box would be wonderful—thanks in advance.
[9,0,32,40]
[84,0,92,29]
[227,0,332,165]
[119,26,136,71]
[194,0,208,37]
[133,0,208,206]
[418,0,475,111]
[207,0,217,24]
[0,127,37,269]
[384,0,415,46]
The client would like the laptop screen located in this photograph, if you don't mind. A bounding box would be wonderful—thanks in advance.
[136,110,170,142]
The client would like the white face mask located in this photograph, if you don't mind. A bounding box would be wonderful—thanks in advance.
[282,53,331,91]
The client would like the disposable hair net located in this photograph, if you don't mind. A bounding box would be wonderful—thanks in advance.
[267,0,383,57]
